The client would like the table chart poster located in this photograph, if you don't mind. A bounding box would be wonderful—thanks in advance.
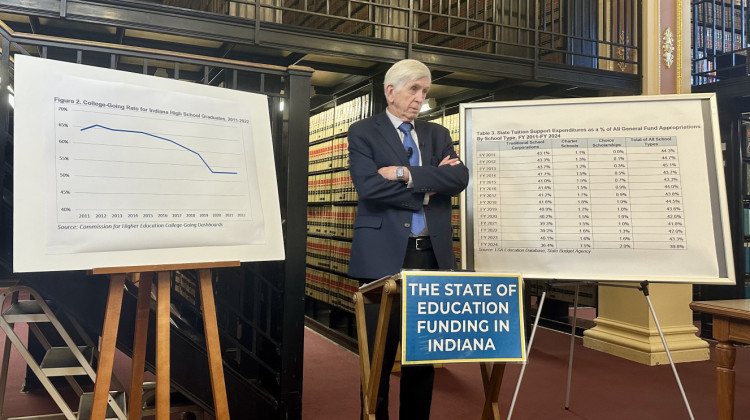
[461,94,734,284]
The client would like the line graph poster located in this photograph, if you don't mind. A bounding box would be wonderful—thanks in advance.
[14,55,284,272]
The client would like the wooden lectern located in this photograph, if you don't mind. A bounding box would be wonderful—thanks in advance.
[353,273,506,420]
[89,262,237,420]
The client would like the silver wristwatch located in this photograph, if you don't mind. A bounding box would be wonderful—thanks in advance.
[396,166,405,182]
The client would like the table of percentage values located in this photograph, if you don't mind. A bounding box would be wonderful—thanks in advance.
[474,136,687,252]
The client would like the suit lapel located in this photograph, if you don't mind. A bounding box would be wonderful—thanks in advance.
[374,112,410,166]
[414,121,432,166]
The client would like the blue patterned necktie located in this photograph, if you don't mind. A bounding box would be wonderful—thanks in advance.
[398,122,425,236]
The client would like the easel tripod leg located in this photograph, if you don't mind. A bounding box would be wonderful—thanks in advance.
[565,284,580,409]
[364,285,395,417]
[156,271,171,420]
[0,332,12,418]
[508,286,548,420]
[91,273,126,420]
[128,272,154,420]
[641,282,694,420]
[353,292,372,418]
[480,362,505,420]
[198,268,230,420]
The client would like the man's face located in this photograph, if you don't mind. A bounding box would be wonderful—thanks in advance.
[386,77,431,122]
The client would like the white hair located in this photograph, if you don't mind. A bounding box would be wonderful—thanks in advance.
[383,59,431,95]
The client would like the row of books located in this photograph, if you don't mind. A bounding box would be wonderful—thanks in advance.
[306,244,464,314]
[692,56,717,82]
[307,205,459,239]
[308,137,350,172]
[694,25,746,52]
[451,208,462,240]
[306,236,461,313]
[695,2,743,28]
[174,271,197,307]
[425,113,461,144]
[541,0,561,16]
[307,205,357,239]
[229,0,282,22]
[305,266,358,313]
[306,236,352,275]
[309,94,371,142]
[453,239,462,265]
[695,0,744,8]
[308,170,358,203]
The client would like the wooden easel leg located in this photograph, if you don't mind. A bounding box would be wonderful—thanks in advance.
[353,292,371,411]
[364,282,396,418]
[128,272,154,420]
[198,268,230,420]
[480,362,506,420]
[156,271,171,420]
[91,273,126,420]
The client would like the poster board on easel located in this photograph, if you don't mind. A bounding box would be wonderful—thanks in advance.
[459,94,733,420]
[13,55,284,272]
[13,55,286,420]
[460,93,734,285]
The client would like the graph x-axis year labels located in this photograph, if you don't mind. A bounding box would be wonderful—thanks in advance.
[45,75,265,255]
[14,55,284,272]
[54,109,247,225]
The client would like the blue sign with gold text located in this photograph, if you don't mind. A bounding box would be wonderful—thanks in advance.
[401,271,526,364]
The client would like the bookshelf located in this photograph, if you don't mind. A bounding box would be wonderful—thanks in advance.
[304,90,465,342]
[741,121,750,297]
[305,86,371,340]
[537,0,598,68]
[692,0,749,83]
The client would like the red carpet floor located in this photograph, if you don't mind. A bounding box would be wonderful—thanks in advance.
[1,320,748,419]
[302,326,750,420]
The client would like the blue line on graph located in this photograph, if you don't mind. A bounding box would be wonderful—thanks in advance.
[79,124,238,174]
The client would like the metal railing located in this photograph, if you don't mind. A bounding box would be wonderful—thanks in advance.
[122,0,641,73]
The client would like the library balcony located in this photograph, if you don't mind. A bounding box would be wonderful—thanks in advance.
[0,0,641,107]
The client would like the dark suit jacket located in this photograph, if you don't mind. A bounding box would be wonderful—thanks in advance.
[347,111,469,279]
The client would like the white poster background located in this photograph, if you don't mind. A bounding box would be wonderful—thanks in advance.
[14,55,284,272]
[461,95,734,284]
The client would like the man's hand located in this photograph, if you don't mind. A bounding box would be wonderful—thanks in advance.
[439,155,461,166]
[378,165,409,182]
[424,156,462,196]
[378,156,458,183]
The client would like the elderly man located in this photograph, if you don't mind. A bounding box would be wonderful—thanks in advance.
[348,59,469,419]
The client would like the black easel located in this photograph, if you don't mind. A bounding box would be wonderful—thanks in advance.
[508,280,695,420]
